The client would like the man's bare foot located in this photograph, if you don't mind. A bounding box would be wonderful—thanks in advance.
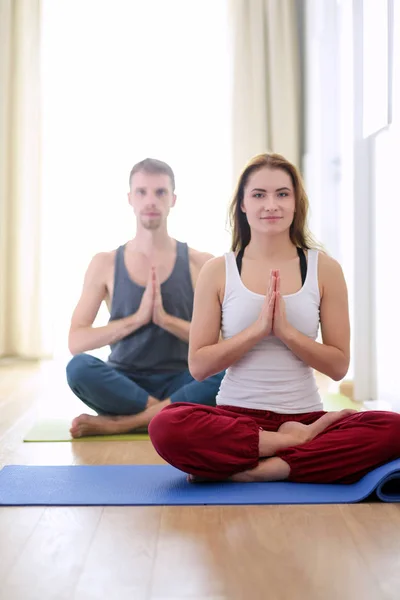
[278,409,357,445]
[70,414,122,438]
[69,400,171,438]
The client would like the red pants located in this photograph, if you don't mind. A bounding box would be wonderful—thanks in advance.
[148,403,400,483]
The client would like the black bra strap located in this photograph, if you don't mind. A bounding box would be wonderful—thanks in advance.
[297,247,307,286]
[236,247,245,275]
[236,247,307,285]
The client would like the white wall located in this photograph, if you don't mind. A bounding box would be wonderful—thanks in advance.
[304,0,399,403]
[374,127,400,407]
[373,1,400,407]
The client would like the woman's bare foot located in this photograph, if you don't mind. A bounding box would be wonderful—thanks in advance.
[278,409,357,445]
[70,414,122,438]
[188,458,292,484]
[230,457,291,483]
[187,474,215,484]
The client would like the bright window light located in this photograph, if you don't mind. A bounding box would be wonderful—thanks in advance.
[363,0,389,137]
[41,0,232,359]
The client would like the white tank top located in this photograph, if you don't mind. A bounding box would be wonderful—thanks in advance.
[216,249,323,413]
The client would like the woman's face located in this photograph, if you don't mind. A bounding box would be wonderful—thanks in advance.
[241,167,296,237]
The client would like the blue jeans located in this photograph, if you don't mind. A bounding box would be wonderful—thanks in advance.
[66,353,225,416]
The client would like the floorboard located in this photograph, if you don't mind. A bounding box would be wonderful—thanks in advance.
[0,360,399,600]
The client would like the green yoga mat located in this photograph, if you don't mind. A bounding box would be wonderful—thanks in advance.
[323,393,361,412]
[23,394,360,443]
[23,418,149,442]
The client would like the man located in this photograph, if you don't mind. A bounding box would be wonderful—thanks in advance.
[66,158,224,437]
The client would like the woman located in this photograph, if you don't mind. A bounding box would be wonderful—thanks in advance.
[148,153,400,484]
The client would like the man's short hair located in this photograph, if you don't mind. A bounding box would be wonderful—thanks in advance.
[129,158,175,191]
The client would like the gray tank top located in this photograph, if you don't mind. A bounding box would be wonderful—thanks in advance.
[107,241,194,374]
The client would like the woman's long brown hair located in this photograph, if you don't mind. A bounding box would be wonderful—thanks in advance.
[229,153,321,252]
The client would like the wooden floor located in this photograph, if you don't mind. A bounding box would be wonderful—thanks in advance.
[1,361,400,600]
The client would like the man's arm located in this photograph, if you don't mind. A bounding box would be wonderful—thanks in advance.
[153,249,214,343]
[157,313,191,343]
[279,253,350,381]
[68,253,151,355]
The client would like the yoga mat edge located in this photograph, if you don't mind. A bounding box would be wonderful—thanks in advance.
[23,418,149,442]
[1,459,400,506]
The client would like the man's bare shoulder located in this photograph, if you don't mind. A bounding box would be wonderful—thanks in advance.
[90,249,116,269]
[192,255,226,288]
[85,250,116,282]
[188,246,215,270]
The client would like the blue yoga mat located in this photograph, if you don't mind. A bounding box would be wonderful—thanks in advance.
[1,460,400,506]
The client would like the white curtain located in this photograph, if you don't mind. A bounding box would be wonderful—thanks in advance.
[228,0,302,177]
[0,0,50,359]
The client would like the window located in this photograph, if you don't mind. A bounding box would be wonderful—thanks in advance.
[373,0,400,407]
[41,0,231,359]
[363,0,389,137]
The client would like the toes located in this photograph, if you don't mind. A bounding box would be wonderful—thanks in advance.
[340,409,358,417]
[70,422,86,438]
[187,474,210,484]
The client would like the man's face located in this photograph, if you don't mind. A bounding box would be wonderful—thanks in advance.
[128,171,176,230]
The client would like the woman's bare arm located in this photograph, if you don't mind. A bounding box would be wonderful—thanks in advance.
[188,257,266,381]
[281,253,350,381]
